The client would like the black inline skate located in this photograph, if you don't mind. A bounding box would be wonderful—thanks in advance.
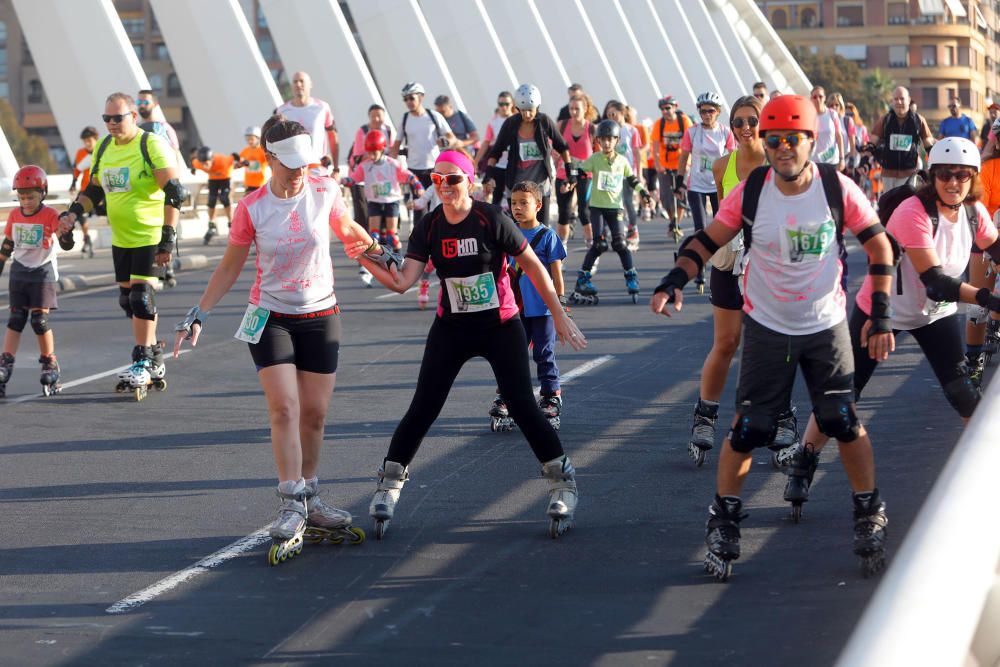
[538,394,562,430]
[704,495,747,581]
[784,444,819,522]
[769,407,800,470]
[687,399,718,467]
[852,489,888,577]
[203,221,218,245]
[569,270,598,305]
[39,354,61,396]
[0,352,13,398]
[489,393,515,432]
[967,351,987,389]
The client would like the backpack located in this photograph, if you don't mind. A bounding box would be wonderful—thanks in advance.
[139,120,173,149]
[507,227,551,312]
[401,109,445,153]
[875,111,921,171]
[90,131,156,187]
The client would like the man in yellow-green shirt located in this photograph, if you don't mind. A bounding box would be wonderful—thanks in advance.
[60,92,186,393]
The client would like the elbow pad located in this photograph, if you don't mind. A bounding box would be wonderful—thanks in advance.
[163,178,188,210]
[919,266,963,303]
[1,237,13,257]
[81,182,105,207]
[985,237,1000,265]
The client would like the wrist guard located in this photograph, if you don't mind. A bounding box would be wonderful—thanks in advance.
[365,244,404,271]
[176,305,210,339]
[653,266,689,302]
[67,201,85,221]
[566,168,578,185]
[58,231,75,251]
[869,291,893,335]
[919,266,963,303]
[867,263,895,276]
[157,226,177,255]
[975,287,1000,314]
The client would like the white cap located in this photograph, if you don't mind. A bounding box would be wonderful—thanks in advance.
[245,125,261,137]
[267,134,315,169]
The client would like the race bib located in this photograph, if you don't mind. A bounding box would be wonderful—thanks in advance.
[234,304,270,344]
[247,160,262,173]
[13,224,43,249]
[922,298,952,317]
[597,170,623,193]
[519,142,543,162]
[817,144,837,163]
[699,155,712,172]
[444,272,500,313]
[781,218,835,264]
[102,167,131,193]
[372,181,392,197]
[889,133,913,152]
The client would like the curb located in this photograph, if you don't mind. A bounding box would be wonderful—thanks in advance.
[57,253,211,294]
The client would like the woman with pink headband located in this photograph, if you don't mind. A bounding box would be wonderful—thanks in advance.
[351,149,587,540]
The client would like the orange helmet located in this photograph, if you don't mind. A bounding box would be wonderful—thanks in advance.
[13,165,47,195]
[364,129,387,152]
[758,95,816,137]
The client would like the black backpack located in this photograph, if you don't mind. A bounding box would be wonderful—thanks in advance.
[90,131,156,184]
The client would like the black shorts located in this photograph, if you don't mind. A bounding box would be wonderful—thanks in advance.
[248,308,341,374]
[9,279,58,310]
[367,201,400,218]
[112,245,158,283]
[643,167,658,192]
[709,267,743,311]
[207,179,231,208]
[735,316,854,416]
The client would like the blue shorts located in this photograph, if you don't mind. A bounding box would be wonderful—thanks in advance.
[367,201,400,218]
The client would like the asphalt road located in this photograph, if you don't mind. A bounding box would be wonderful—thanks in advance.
[0,218,977,666]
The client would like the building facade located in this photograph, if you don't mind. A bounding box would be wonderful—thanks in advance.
[757,0,1000,131]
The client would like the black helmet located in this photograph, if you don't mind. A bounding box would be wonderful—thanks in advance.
[197,146,213,163]
[596,119,620,139]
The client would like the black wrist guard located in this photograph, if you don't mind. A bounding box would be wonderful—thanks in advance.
[566,168,578,185]
[58,231,75,251]
[157,226,177,254]
[365,244,403,271]
[867,263,895,276]
[654,266,689,302]
[975,287,1000,313]
[68,201,85,221]
[869,291,893,335]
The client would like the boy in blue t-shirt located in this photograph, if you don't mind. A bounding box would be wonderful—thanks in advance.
[509,180,567,427]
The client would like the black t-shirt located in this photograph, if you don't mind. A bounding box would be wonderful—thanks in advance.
[407,200,526,326]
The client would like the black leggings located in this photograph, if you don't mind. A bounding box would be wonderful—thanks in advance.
[555,178,589,228]
[387,317,564,466]
[582,207,633,272]
[849,306,977,416]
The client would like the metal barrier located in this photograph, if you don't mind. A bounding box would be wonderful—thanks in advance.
[837,377,1000,667]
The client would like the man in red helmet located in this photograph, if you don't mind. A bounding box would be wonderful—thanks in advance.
[650,94,897,579]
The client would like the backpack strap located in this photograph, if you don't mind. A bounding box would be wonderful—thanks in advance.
[89,135,114,181]
[816,163,844,244]
[740,165,770,252]
[139,131,154,176]
[964,203,979,241]
[401,112,409,148]
[515,227,551,279]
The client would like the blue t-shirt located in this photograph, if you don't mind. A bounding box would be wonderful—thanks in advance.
[510,225,566,317]
[939,115,976,139]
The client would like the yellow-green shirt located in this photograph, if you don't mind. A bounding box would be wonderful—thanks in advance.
[91,131,172,248]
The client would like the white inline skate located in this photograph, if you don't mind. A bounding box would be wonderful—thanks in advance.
[542,455,577,538]
[370,461,409,540]
[303,480,365,545]
[268,481,308,566]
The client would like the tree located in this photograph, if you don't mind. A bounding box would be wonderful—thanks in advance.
[0,97,56,173]
[858,69,896,128]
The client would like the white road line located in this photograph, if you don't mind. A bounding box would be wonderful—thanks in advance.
[375,286,419,299]
[104,353,613,614]
[106,528,271,614]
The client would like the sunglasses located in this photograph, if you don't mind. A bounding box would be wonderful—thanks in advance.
[431,172,468,186]
[498,101,511,107]
[698,107,718,115]
[102,113,130,123]
[403,95,418,102]
[136,99,152,106]
[764,132,808,150]
[934,169,974,183]
[660,105,674,111]
[753,93,767,99]
[812,94,825,99]
[731,117,759,129]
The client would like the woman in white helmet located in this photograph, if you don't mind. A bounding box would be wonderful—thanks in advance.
[487,84,575,224]
[793,136,1000,501]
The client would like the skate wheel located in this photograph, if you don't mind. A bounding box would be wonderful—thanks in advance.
[115,381,127,393]
[549,518,571,539]
[347,526,366,544]
[688,443,708,468]
[490,418,500,432]
[304,531,325,544]
[134,387,146,402]
[860,554,886,578]
[374,520,387,540]
[697,283,705,295]
[153,379,167,391]
[591,295,599,305]
[267,542,282,566]
[770,450,781,470]
[704,552,733,582]
[791,503,803,524]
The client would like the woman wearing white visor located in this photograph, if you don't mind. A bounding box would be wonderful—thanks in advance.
[173,115,400,565]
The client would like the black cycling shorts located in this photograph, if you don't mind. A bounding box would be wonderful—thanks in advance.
[208,179,232,208]
[112,245,158,283]
[248,307,341,374]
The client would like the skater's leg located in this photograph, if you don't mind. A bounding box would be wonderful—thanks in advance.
[128,281,158,346]
[257,363,305,482]
[603,210,634,271]
[384,215,401,249]
[525,316,560,397]
[699,306,742,402]
[555,181,572,244]
[910,313,980,420]
[297,370,337,480]
[4,307,25,356]
[29,309,54,357]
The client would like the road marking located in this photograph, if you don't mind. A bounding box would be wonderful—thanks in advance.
[106,527,271,614]
[104,353,613,614]
[375,286,419,299]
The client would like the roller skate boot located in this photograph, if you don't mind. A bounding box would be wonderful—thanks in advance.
[39,354,61,396]
[569,270,599,305]
[852,489,888,577]
[626,225,640,251]
[590,254,601,276]
[163,268,177,289]
[203,221,218,245]
[359,266,373,288]
[769,407,800,470]
[985,319,1000,359]
[370,460,409,540]
[695,274,705,295]
[967,351,987,389]
[489,393,515,431]
[783,444,819,523]
[0,352,14,398]
[670,220,683,244]
[624,268,639,303]
[116,344,154,401]
[385,231,402,252]
[541,455,577,538]
[704,495,746,581]
[417,279,430,309]
[149,342,167,392]
[267,480,308,566]
[82,234,94,258]
[687,399,718,467]
[303,479,364,545]
[538,393,562,430]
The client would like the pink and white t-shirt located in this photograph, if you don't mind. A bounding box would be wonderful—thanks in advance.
[349,156,412,204]
[555,120,593,180]
[483,115,510,169]
[229,176,347,314]
[615,122,643,172]
[855,196,998,330]
[715,165,876,335]
[813,109,842,165]
[681,123,736,193]
[276,97,335,168]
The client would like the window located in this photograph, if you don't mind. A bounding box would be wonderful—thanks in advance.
[167,73,182,97]
[771,8,788,29]
[836,4,864,27]
[259,34,277,62]
[257,6,268,30]
[890,45,909,67]
[922,45,937,66]
[0,82,9,101]
[0,21,7,47]
[148,73,163,95]
[959,88,971,107]
[27,79,42,104]
[154,43,169,60]
[801,8,818,28]
[132,44,144,60]
[887,2,907,24]
[959,46,971,66]
[946,87,957,102]
[922,87,938,109]
[944,45,955,65]
[121,18,145,38]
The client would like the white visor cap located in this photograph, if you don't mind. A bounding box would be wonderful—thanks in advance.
[268,134,315,169]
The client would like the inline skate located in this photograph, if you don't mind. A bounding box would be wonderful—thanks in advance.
[359,266,374,288]
[704,495,747,581]
[82,234,94,258]
[769,407,800,470]
[0,352,13,398]
[385,231,402,252]
[303,480,365,545]
[203,221,218,245]
[370,460,409,540]
[784,444,819,523]
[687,399,718,467]
[541,455,577,538]
[569,270,599,305]
[116,344,166,401]
[670,220,683,244]
[163,267,177,289]
[624,268,639,303]
[852,490,888,577]
[39,354,61,396]
[489,393,516,432]
[626,225,640,251]
[268,482,308,566]
[417,278,430,309]
[967,351,987,389]
[538,394,562,430]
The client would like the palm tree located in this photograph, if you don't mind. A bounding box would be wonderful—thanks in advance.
[859,69,895,128]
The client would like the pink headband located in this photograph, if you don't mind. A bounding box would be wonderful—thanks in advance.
[435,150,475,179]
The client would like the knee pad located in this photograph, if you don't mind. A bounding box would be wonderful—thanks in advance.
[595,238,609,253]
[611,236,628,253]
[129,283,157,321]
[943,375,980,418]
[29,310,49,335]
[118,286,133,319]
[813,392,861,442]
[7,307,27,333]
[219,190,231,208]
[207,191,219,208]
[729,408,777,453]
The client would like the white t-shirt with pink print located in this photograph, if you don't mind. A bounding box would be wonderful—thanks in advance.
[229,176,347,314]
[714,164,876,335]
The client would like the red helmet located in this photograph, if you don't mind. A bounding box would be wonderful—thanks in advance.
[758,95,817,137]
[13,165,47,195]
[364,129,387,152]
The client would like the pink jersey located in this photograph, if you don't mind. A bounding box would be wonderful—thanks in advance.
[855,196,998,330]
[229,176,347,314]
[681,123,736,193]
[276,97,335,163]
[3,205,60,272]
[715,165,875,335]
[483,115,509,169]
[349,156,413,204]
[555,120,593,180]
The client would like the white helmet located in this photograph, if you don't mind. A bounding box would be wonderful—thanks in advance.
[928,137,981,171]
[401,81,425,97]
[514,84,542,110]
[245,125,261,138]
[696,91,723,108]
